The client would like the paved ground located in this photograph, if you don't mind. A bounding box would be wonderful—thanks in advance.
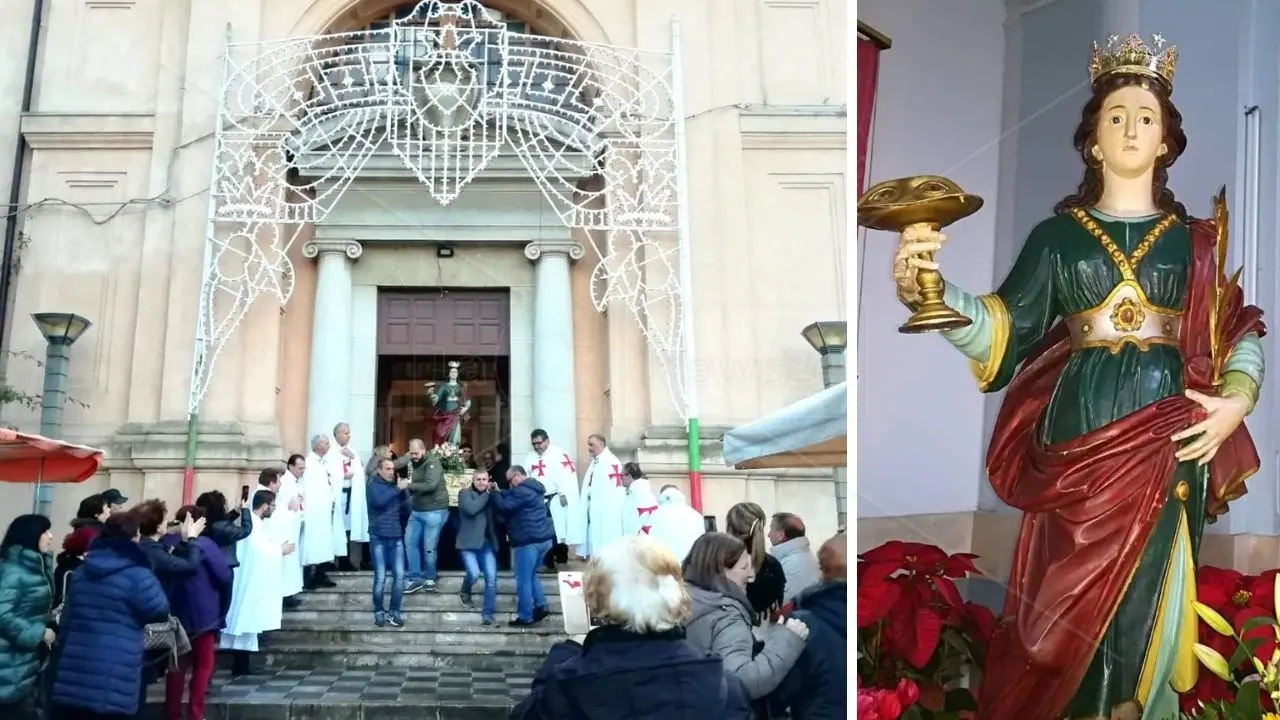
[149,666,534,719]
[211,667,533,703]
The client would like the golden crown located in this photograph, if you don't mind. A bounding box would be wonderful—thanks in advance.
[1089,33,1178,88]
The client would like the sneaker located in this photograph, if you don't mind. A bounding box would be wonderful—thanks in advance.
[424,580,438,593]
[508,618,536,627]
[404,580,426,594]
[482,616,494,626]
[533,606,551,623]
[459,591,473,607]
[388,614,404,628]
[374,612,387,628]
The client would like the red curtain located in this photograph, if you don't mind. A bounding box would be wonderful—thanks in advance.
[856,36,882,195]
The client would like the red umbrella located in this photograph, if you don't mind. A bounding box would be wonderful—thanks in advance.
[0,428,103,485]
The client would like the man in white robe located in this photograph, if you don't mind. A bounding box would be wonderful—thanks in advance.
[326,422,369,569]
[648,484,706,565]
[220,489,296,662]
[619,462,659,537]
[269,461,305,605]
[575,433,628,559]
[300,433,338,588]
[522,428,585,563]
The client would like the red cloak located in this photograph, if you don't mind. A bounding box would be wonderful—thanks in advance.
[976,218,1265,719]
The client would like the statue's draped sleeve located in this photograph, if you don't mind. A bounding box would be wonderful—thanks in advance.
[940,223,1058,392]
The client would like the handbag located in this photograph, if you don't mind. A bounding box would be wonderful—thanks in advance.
[49,572,69,628]
[143,615,190,654]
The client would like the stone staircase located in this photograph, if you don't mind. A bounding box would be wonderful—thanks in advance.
[147,570,566,719]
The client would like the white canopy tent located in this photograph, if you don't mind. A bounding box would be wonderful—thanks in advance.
[722,382,847,469]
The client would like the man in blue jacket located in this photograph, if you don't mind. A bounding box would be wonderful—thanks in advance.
[490,465,555,627]
[366,456,412,628]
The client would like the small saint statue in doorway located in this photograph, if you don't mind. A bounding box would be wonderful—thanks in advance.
[425,360,471,447]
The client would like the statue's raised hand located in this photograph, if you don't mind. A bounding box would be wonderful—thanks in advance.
[1171,389,1251,464]
[892,225,946,307]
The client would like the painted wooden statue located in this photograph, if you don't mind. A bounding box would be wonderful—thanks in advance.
[425,360,471,447]
[890,35,1267,719]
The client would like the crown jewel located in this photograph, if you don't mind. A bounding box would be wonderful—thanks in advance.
[448,360,461,369]
[1089,33,1177,88]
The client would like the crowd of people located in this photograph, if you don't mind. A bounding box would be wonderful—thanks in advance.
[0,422,848,720]
[0,488,256,720]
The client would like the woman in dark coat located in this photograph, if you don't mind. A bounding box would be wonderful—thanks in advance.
[51,510,170,719]
[0,514,55,718]
[162,505,231,720]
[514,535,751,720]
[725,502,786,621]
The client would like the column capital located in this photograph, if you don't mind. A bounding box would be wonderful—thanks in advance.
[524,239,585,262]
[302,239,363,261]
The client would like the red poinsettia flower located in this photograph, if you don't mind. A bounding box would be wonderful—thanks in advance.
[1197,566,1252,624]
[961,601,998,656]
[859,541,980,580]
[895,678,920,708]
[858,541,978,630]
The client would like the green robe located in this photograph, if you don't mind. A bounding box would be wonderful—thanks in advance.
[983,211,1198,717]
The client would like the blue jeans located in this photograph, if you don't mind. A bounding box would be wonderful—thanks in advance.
[370,536,405,615]
[512,539,554,622]
[404,508,448,582]
[460,543,498,618]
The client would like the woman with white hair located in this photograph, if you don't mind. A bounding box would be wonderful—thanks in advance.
[511,535,751,720]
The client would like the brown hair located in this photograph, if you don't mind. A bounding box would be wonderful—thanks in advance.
[681,532,747,595]
[818,532,847,581]
[136,499,168,537]
[175,505,205,523]
[102,510,141,541]
[1054,74,1189,221]
[725,502,767,573]
[258,467,283,487]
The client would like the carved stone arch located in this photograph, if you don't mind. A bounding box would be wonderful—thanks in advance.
[289,0,616,45]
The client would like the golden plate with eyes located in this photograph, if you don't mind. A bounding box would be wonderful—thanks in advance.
[857,175,984,231]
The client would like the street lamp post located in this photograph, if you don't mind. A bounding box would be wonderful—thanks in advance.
[31,312,92,516]
[801,320,848,527]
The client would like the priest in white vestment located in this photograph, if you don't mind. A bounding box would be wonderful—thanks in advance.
[300,434,338,588]
[619,462,659,537]
[648,484,706,565]
[326,422,369,565]
[576,433,628,559]
[522,429,585,553]
[268,461,305,602]
[220,489,296,653]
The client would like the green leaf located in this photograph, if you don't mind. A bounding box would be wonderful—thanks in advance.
[1238,614,1279,635]
[1229,635,1267,670]
[1232,679,1263,716]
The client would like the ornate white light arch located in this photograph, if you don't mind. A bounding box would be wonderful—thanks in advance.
[190,0,689,421]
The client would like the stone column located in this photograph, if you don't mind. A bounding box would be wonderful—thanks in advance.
[525,239,584,450]
[304,239,363,439]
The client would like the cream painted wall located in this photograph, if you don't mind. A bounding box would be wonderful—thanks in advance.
[0,0,847,541]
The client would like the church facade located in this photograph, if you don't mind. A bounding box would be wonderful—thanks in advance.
[0,0,847,541]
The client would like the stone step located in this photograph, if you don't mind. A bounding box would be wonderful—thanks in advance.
[255,643,551,672]
[265,625,563,650]
[290,590,565,612]
[145,666,527,719]
[148,701,513,720]
[321,571,562,595]
[282,608,564,627]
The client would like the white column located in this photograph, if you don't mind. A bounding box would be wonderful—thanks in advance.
[525,239,583,450]
[304,239,363,439]
[349,285,379,457]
